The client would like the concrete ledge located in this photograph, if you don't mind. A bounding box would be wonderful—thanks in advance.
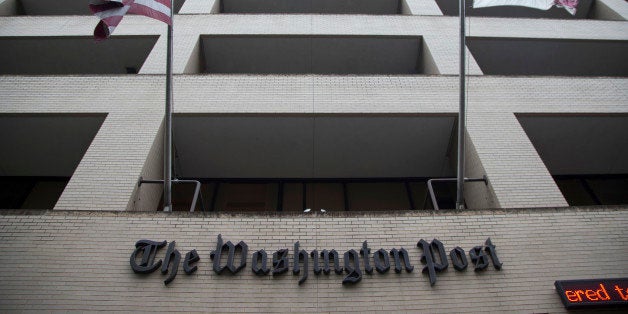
[2,205,626,218]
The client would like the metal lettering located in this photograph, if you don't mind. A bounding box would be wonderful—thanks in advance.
[161,241,180,285]
[210,234,248,274]
[252,249,270,275]
[373,248,390,274]
[292,242,308,284]
[273,249,289,275]
[417,238,448,286]
[449,246,468,271]
[183,249,200,275]
[311,250,321,275]
[342,249,362,284]
[130,239,167,274]
[321,249,343,275]
[360,241,373,275]
[390,248,414,273]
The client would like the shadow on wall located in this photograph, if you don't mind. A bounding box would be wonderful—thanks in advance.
[0,114,106,210]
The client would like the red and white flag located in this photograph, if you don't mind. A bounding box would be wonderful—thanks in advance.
[90,0,172,40]
[473,0,578,15]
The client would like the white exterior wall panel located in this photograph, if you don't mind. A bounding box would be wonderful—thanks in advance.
[1,75,627,210]
[0,208,626,313]
[0,2,627,311]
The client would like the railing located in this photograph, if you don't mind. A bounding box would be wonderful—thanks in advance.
[427,176,488,210]
[138,177,204,212]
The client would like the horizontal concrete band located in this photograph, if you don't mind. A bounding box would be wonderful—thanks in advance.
[0,206,626,312]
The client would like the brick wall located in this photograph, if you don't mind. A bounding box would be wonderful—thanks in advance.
[0,207,625,312]
[0,7,626,210]
[1,76,626,211]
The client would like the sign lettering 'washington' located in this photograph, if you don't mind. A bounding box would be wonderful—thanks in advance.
[130,235,502,286]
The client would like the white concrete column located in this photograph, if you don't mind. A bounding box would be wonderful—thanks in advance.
[139,20,201,74]
[593,0,628,21]
[402,0,444,15]
[466,112,568,208]
[179,0,218,14]
[423,33,483,76]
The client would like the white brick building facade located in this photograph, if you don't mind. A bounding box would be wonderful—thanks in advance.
[0,0,627,312]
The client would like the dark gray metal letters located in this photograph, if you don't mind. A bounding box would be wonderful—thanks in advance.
[183,249,200,275]
[252,249,270,275]
[273,249,289,275]
[342,249,362,284]
[130,236,502,286]
[210,234,248,274]
[130,239,167,274]
[417,238,449,286]
[292,241,308,284]
[450,246,468,271]
[161,241,180,285]
[390,248,414,273]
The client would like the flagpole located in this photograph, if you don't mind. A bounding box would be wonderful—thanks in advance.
[455,0,466,210]
[163,0,174,212]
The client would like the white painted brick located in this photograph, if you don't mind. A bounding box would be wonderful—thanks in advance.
[0,10,627,211]
[0,208,624,312]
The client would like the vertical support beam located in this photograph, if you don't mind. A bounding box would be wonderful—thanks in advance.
[455,0,467,210]
[343,182,349,211]
[302,182,307,212]
[277,181,284,212]
[210,182,220,211]
[163,0,174,212]
[405,181,416,210]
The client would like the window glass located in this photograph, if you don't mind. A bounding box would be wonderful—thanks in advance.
[347,182,409,210]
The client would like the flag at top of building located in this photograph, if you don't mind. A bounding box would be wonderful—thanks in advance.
[473,0,578,15]
[90,0,172,40]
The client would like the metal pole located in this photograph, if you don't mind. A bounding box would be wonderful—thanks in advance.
[163,1,174,212]
[455,0,466,210]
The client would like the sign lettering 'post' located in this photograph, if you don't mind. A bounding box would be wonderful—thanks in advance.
[130,236,502,286]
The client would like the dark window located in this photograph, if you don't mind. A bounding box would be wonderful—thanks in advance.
[467,38,628,77]
[555,175,628,206]
[164,178,458,212]
[0,36,158,75]
[220,0,404,14]
[199,36,426,75]
[0,177,69,209]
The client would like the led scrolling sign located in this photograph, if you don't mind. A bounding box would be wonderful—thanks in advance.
[130,235,502,286]
[554,278,628,309]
